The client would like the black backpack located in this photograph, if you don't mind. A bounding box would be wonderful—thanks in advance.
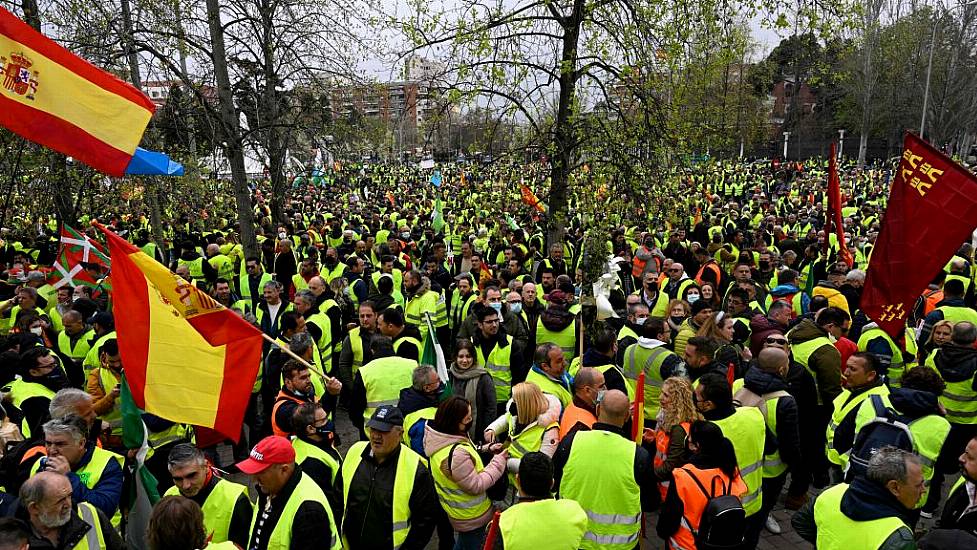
[846,395,915,482]
[679,467,746,550]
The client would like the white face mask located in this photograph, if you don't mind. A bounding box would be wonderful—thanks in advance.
[687,294,700,304]
[30,327,43,336]
[634,317,647,325]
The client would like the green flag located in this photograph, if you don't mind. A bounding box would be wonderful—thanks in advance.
[121,377,161,549]
[432,196,444,233]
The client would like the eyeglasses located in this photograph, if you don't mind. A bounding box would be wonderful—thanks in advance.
[507,300,522,305]
[765,337,788,345]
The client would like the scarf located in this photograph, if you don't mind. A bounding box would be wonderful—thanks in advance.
[450,362,489,438]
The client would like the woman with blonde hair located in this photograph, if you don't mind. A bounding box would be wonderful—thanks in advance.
[697,311,751,373]
[923,319,954,367]
[652,377,703,500]
[484,382,561,477]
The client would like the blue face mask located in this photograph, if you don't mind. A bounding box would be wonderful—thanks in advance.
[489,302,503,313]
[509,303,522,314]
[687,294,700,304]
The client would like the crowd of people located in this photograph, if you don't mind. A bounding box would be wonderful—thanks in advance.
[0,157,973,549]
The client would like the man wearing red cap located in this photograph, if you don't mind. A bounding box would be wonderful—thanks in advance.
[238,435,340,550]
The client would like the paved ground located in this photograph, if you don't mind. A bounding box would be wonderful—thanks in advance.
[225,407,948,549]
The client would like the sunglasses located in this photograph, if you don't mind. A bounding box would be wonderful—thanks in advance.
[765,337,788,345]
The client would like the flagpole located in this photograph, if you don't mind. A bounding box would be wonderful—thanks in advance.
[259,332,334,382]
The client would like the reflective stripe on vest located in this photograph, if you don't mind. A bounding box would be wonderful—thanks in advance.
[713,408,765,515]
[430,441,492,520]
[474,335,514,402]
[535,318,576,364]
[359,357,417,423]
[77,502,107,550]
[250,472,340,550]
[826,386,889,468]
[165,478,249,543]
[559,430,641,550]
[813,483,906,550]
[525,370,572,408]
[341,441,421,549]
[623,344,670,421]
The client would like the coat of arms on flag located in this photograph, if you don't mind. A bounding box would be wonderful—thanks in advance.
[50,225,111,290]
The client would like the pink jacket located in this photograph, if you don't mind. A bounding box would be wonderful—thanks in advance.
[423,424,507,532]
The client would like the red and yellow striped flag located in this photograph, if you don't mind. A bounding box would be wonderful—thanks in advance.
[100,225,262,442]
[0,8,155,176]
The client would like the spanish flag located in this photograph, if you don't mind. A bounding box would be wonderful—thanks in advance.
[520,182,547,213]
[100,225,262,442]
[0,7,155,176]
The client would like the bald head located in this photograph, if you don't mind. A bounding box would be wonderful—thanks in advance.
[757,347,789,376]
[62,310,82,324]
[206,243,220,256]
[597,390,630,426]
[572,367,603,399]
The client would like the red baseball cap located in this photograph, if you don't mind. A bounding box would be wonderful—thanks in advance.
[236,436,295,474]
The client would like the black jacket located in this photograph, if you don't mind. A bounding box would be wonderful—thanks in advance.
[342,444,439,550]
[15,502,124,550]
[248,466,335,550]
[938,476,977,535]
[830,380,887,459]
[580,348,628,396]
[552,423,658,513]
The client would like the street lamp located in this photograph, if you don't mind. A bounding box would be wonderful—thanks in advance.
[783,131,790,159]
[838,129,846,161]
[920,0,977,139]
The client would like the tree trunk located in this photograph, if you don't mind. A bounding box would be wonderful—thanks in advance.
[546,0,585,246]
[259,0,288,226]
[206,0,258,258]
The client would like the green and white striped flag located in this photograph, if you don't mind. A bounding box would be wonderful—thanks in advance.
[422,313,448,383]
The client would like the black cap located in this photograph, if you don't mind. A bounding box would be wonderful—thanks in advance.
[367,405,404,432]
[87,311,114,329]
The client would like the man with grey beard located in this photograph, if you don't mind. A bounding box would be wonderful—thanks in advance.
[16,472,123,550]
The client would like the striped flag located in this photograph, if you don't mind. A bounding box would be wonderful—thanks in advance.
[632,372,645,443]
[0,7,155,176]
[100,224,262,441]
[422,312,448,383]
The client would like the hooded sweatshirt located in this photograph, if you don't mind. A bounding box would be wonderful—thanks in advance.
[934,343,977,390]
[423,423,506,532]
[788,318,843,404]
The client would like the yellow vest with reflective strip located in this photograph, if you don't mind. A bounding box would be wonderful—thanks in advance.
[826,385,889,468]
[813,483,907,550]
[499,498,588,550]
[358,356,417,424]
[474,335,513,402]
[249,471,340,550]
[430,440,492,522]
[341,441,421,549]
[165,478,249,543]
[57,328,95,361]
[558,429,640,550]
[713,407,765,516]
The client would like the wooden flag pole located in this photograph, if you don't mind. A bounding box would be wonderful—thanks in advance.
[259,332,334,382]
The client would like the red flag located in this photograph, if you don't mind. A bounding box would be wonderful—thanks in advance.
[827,143,853,267]
[632,372,645,443]
[862,133,977,338]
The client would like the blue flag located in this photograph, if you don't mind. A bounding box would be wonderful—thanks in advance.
[430,170,442,187]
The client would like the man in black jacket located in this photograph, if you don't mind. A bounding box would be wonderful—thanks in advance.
[238,435,337,550]
[17,471,124,550]
[936,434,977,535]
[342,406,439,550]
